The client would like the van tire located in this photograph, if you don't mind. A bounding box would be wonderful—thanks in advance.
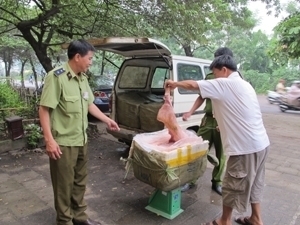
[118,139,132,146]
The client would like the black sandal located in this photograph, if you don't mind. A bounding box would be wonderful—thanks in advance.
[235,217,253,225]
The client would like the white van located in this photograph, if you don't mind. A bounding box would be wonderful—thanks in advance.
[91,37,212,145]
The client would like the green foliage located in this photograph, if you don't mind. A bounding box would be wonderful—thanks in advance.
[271,66,300,86]
[0,82,40,121]
[242,70,271,93]
[242,66,300,93]
[89,51,122,77]
[141,0,259,56]
[273,12,300,59]
[0,82,24,108]
[18,96,40,119]
[86,70,97,90]
[24,124,43,149]
[0,0,282,72]
[267,37,290,66]
[0,0,292,96]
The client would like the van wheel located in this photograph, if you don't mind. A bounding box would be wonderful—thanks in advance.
[118,139,132,146]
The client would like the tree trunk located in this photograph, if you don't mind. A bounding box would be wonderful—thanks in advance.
[2,50,13,85]
[29,57,39,91]
[4,61,11,77]
[20,59,27,88]
[3,50,13,77]
[16,26,53,72]
[100,51,106,76]
[182,44,193,57]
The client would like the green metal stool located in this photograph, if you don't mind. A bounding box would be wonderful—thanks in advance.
[145,188,183,219]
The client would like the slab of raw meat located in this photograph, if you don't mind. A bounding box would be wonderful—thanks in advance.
[157,87,188,142]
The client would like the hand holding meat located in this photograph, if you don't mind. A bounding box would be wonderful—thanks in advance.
[164,80,177,90]
[157,87,188,142]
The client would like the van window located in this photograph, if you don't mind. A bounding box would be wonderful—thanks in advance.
[204,66,211,76]
[151,67,169,88]
[119,66,150,88]
[177,63,204,94]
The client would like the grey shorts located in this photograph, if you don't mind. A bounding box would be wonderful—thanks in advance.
[222,147,269,212]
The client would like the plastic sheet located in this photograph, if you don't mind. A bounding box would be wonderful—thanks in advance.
[125,130,209,191]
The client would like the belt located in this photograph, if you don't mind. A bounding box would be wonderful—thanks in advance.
[205,113,213,117]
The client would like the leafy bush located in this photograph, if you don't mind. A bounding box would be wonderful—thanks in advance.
[18,95,40,119]
[242,67,300,94]
[242,70,271,93]
[24,124,43,149]
[0,82,26,121]
[0,82,24,108]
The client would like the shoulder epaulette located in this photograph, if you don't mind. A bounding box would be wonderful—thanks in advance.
[205,73,214,80]
[54,68,66,76]
[81,73,90,79]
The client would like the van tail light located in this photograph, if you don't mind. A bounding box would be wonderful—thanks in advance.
[94,91,108,98]
[99,92,107,98]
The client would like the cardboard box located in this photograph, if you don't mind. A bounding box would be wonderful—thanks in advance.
[127,131,209,191]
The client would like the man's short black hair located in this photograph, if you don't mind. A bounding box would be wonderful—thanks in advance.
[214,47,233,58]
[68,39,96,59]
[209,55,237,71]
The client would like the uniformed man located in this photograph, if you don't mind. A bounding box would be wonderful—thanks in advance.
[182,47,234,195]
[39,39,120,225]
[197,72,225,195]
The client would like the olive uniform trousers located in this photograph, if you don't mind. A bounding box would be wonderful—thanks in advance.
[50,145,89,225]
[197,114,226,185]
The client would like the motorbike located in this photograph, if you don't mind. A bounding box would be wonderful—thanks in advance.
[279,100,300,112]
[267,90,281,104]
[278,81,300,112]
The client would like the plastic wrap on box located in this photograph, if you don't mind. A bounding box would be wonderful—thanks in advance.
[116,92,145,129]
[126,129,209,191]
[139,102,164,132]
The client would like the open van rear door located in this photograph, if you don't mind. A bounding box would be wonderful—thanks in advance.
[62,37,171,57]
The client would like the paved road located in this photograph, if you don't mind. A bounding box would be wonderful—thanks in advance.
[258,94,300,115]
[0,94,300,225]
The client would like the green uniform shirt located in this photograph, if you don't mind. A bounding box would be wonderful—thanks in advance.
[203,73,214,115]
[40,63,94,146]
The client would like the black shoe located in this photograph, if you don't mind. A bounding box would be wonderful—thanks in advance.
[73,218,102,225]
[212,184,222,196]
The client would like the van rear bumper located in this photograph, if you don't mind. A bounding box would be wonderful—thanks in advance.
[106,111,204,144]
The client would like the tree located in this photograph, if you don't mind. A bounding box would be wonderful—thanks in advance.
[0,35,15,77]
[0,46,14,78]
[0,0,284,73]
[140,0,281,57]
[0,1,130,72]
[269,1,300,60]
[274,12,300,59]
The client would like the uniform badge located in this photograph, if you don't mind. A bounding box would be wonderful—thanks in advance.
[67,72,72,80]
[82,91,89,100]
[54,68,65,76]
